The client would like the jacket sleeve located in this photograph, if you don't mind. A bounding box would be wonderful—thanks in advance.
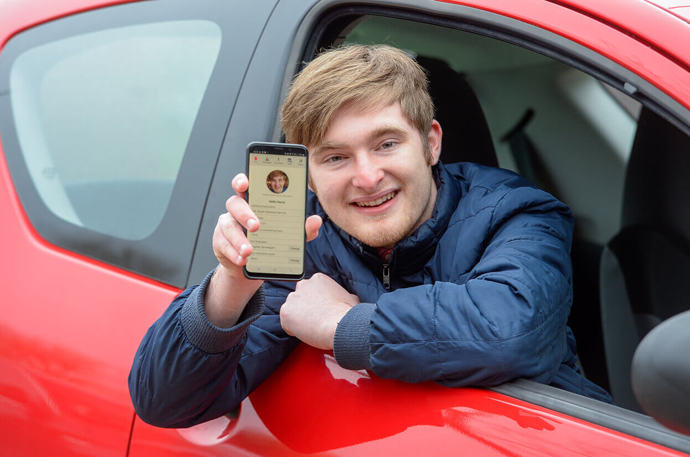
[334,186,574,387]
[128,271,298,428]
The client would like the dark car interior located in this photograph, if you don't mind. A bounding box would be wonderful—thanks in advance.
[600,107,690,410]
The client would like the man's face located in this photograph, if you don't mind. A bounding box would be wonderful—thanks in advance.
[308,102,442,248]
[270,175,285,193]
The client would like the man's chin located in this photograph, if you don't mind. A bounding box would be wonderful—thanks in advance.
[343,225,406,249]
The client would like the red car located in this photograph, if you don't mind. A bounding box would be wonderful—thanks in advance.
[1,0,689,455]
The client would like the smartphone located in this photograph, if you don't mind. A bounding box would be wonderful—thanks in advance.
[243,141,308,280]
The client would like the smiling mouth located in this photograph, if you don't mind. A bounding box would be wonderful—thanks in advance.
[353,191,397,207]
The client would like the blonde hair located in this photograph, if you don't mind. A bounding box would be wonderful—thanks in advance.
[281,45,435,159]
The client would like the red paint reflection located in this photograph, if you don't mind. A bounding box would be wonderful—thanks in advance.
[250,345,560,454]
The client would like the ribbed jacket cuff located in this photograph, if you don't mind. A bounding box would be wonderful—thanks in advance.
[180,270,265,354]
[333,302,376,370]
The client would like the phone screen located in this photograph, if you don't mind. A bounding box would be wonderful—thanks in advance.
[243,142,308,280]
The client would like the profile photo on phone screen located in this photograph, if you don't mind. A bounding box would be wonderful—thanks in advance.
[267,170,289,193]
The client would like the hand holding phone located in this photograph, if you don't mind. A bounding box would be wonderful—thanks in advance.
[205,145,317,327]
[213,174,259,271]
[203,173,262,328]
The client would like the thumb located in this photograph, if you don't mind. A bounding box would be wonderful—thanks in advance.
[305,215,322,242]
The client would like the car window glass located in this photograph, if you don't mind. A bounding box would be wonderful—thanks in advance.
[9,20,221,240]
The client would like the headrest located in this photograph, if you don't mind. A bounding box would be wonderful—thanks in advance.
[417,56,498,167]
[622,107,690,246]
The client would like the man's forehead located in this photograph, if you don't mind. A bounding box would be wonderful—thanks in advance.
[311,102,414,150]
[317,100,402,134]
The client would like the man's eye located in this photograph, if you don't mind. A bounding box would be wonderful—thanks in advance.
[325,155,344,163]
[380,141,397,150]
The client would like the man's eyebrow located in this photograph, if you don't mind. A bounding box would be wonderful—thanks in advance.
[367,125,409,142]
[313,125,410,156]
[312,142,347,155]
[310,143,345,160]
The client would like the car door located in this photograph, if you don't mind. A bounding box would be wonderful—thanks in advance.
[0,0,276,455]
[128,0,690,456]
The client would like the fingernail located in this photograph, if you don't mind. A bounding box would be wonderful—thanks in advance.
[237,255,243,264]
[240,244,248,255]
[247,218,257,230]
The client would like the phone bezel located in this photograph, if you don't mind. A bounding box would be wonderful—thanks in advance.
[242,141,308,281]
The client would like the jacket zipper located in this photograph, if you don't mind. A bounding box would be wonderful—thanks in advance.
[382,263,391,290]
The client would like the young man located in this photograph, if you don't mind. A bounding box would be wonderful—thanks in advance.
[129,45,611,428]
[267,169,288,193]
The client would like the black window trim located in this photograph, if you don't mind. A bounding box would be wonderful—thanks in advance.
[495,379,690,453]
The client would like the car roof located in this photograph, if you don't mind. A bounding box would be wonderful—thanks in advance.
[482,0,690,69]
[645,0,690,23]
[3,0,690,69]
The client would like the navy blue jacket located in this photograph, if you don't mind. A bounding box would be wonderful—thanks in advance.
[129,162,611,428]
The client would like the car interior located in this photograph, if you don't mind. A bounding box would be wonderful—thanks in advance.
[313,13,690,413]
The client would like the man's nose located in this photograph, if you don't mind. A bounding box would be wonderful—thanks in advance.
[352,154,384,189]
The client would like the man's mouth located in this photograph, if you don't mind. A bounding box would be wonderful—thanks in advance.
[353,191,397,207]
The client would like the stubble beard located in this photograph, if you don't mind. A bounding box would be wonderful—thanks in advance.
[323,187,434,249]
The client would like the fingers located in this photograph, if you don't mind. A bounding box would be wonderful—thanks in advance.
[212,173,262,270]
[231,173,249,196]
[213,213,254,267]
[213,232,245,267]
[215,194,258,268]
[279,303,293,337]
[305,215,322,242]
[217,173,319,270]
[226,195,260,232]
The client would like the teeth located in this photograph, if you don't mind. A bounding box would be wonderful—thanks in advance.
[355,192,395,207]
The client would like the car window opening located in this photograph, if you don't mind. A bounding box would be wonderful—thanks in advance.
[312,11,690,422]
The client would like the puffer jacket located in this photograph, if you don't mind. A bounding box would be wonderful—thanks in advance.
[129,162,612,428]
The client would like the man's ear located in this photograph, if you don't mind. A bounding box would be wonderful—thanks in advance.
[427,119,442,166]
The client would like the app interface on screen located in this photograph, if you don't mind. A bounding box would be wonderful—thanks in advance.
[246,150,307,275]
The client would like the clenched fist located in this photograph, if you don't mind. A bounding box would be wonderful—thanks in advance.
[280,273,360,349]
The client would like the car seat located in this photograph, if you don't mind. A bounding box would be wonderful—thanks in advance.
[599,107,690,411]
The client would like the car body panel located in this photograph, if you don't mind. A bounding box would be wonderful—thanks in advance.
[646,0,690,6]
[1,0,690,456]
[668,6,690,21]
[0,138,180,457]
[643,0,690,22]
[127,346,685,457]
[0,0,188,455]
[0,0,143,47]
[444,0,690,67]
